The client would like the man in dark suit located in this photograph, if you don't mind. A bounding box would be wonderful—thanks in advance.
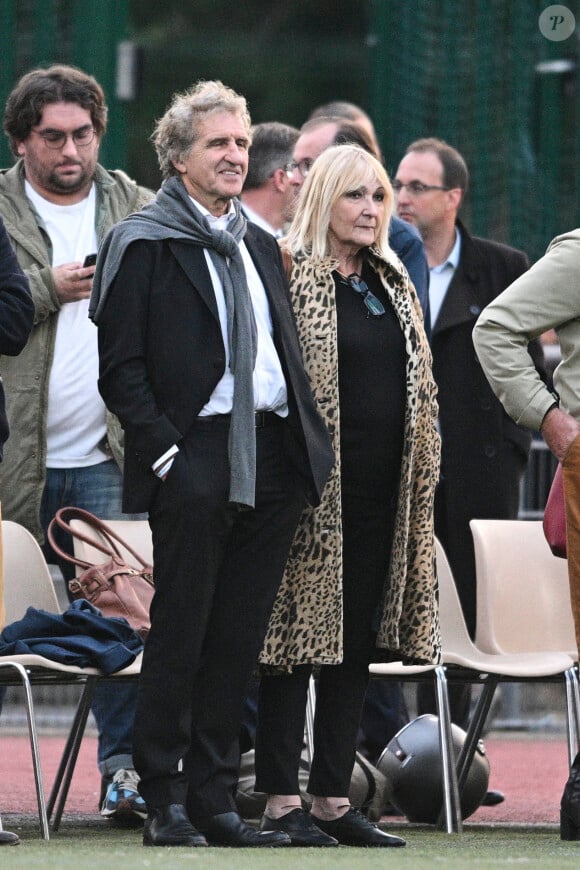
[91,80,333,849]
[394,139,544,794]
[240,121,299,238]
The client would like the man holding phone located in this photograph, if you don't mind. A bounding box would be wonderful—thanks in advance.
[0,64,153,823]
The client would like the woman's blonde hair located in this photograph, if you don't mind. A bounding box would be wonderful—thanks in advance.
[285,144,394,261]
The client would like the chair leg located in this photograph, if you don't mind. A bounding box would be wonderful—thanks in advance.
[0,662,49,840]
[456,677,498,791]
[564,667,580,768]
[573,666,580,759]
[47,676,97,831]
[434,666,462,833]
[305,675,316,767]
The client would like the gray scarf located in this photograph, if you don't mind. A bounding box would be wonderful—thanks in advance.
[90,176,258,509]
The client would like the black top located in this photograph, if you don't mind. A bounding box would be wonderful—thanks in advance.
[335,260,406,500]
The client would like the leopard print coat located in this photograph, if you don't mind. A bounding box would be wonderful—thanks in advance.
[260,248,441,669]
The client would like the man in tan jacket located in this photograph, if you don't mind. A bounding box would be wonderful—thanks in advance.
[473,229,580,648]
[473,228,580,839]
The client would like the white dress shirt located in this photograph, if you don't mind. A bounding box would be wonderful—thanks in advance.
[429,228,461,331]
[153,197,288,477]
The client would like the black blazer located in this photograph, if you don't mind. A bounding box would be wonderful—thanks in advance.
[97,222,333,512]
[0,215,34,457]
[431,219,545,509]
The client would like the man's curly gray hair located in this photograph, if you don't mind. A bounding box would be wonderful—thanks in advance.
[152,80,252,179]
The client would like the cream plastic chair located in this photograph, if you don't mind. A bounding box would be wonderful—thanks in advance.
[0,521,141,838]
[49,517,152,829]
[471,518,576,658]
[437,527,579,793]
[470,517,578,764]
[3,521,61,622]
[367,535,579,831]
[364,540,461,832]
[69,517,153,567]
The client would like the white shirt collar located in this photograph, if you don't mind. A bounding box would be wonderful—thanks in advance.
[431,226,462,274]
[188,195,235,230]
[240,202,279,237]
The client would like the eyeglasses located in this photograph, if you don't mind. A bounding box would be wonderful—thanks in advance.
[345,273,385,317]
[30,126,96,150]
[391,180,450,195]
[285,158,314,180]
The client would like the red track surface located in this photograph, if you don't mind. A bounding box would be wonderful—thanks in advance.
[0,732,569,824]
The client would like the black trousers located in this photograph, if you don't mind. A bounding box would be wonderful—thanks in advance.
[255,492,394,797]
[132,414,305,822]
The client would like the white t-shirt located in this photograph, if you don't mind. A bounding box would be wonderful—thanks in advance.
[25,181,108,467]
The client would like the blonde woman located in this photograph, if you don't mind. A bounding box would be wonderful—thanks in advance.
[255,145,440,847]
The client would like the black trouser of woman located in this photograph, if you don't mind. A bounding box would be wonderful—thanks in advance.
[255,491,394,797]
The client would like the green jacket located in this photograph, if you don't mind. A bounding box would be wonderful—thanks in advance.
[0,160,154,541]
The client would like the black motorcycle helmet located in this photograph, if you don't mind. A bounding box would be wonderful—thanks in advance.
[377,714,490,822]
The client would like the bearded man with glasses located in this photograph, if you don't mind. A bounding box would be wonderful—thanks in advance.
[394,140,545,804]
[0,64,154,825]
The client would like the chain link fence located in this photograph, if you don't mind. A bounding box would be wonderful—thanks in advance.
[369,0,580,262]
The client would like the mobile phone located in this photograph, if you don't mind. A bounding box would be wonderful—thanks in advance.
[83,253,97,268]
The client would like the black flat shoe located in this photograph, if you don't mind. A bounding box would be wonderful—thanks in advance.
[0,831,20,846]
[481,789,505,807]
[311,807,406,848]
[143,804,208,847]
[200,811,290,847]
[561,753,580,840]
[561,808,580,841]
[261,808,338,846]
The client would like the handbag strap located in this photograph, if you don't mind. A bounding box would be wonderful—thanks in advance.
[47,507,150,571]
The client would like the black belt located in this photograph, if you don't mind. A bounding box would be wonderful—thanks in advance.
[194,411,279,428]
[254,411,279,428]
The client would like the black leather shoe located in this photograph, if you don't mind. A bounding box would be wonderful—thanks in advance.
[200,811,290,847]
[312,807,406,847]
[481,789,505,807]
[0,831,20,846]
[261,808,338,846]
[561,753,580,840]
[143,804,208,847]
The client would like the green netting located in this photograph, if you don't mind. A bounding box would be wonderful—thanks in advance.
[370,0,580,261]
[0,0,130,172]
